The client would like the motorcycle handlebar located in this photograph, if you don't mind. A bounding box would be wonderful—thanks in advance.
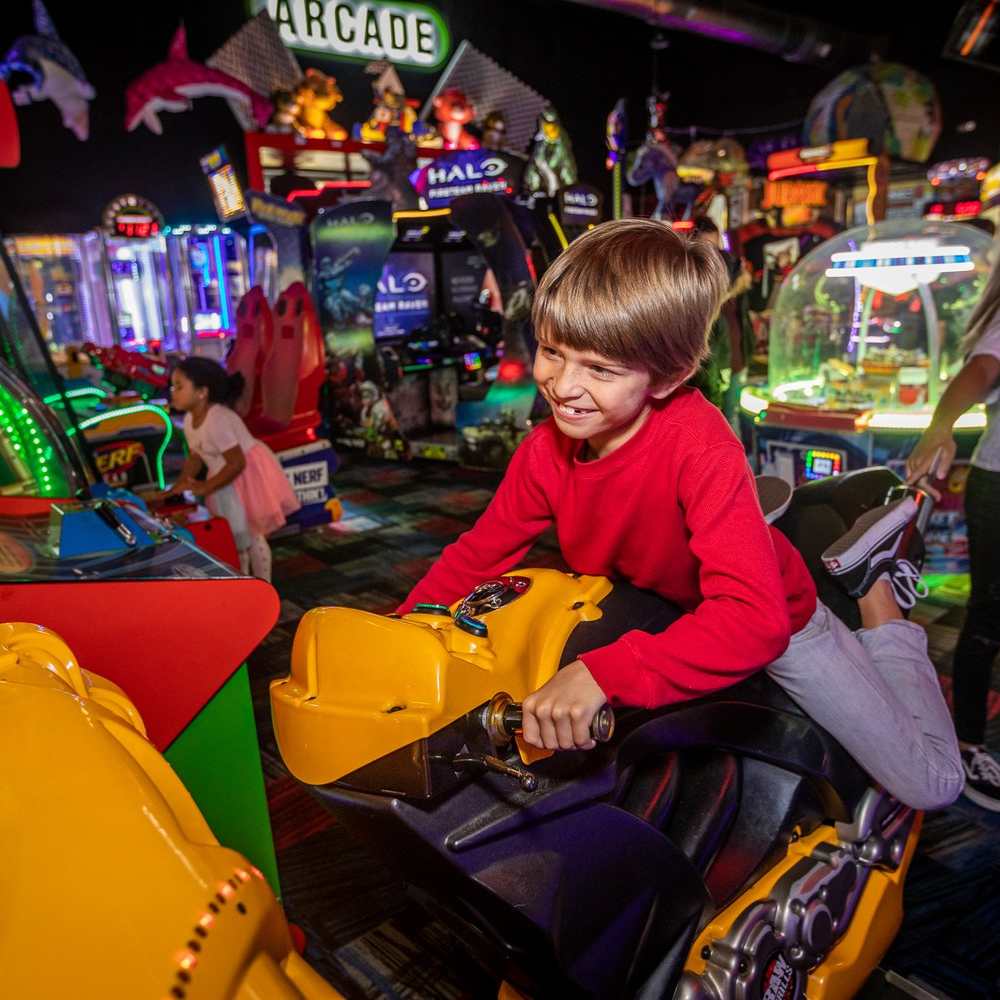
[483,692,616,745]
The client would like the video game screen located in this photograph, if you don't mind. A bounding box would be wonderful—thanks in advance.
[374,251,435,341]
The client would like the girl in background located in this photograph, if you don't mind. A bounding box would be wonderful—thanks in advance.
[907,253,1000,811]
[166,357,300,581]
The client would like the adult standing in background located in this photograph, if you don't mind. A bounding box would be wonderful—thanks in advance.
[907,254,1000,811]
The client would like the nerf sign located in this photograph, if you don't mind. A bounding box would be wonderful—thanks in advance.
[255,0,450,69]
[284,460,329,505]
[94,440,151,488]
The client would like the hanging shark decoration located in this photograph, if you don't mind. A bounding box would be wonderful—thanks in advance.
[124,25,271,135]
[0,0,96,140]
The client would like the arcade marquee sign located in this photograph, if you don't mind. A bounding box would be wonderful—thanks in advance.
[252,0,450,69]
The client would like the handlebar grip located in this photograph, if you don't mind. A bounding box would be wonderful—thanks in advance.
[496,699,615,743]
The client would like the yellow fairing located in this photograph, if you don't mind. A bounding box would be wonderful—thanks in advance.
[271,569,613,785]
[0,621,342,1000]
[684,817,922,1000]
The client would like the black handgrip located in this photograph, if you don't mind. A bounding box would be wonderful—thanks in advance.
[495,697,615,743]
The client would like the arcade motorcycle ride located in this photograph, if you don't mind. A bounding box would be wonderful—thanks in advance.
[271,468,926,1000]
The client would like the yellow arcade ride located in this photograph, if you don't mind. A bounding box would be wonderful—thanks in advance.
[272,468,922,1000]
[0,621,342,1000]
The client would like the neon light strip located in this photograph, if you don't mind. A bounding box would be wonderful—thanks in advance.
[962,0,997,56]
[43,386,108,406]
[547,212,569,251]
[392,209,451,220]
[285,180,373,202]
[212,236,230,332]
[71,403,174,489]
[768,157,878,182]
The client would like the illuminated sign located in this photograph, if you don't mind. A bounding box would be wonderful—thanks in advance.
[825,239,974,295]
[559,183,603,227]
[201,146,247,222]
[102,194,164,239]
[247,190,307,228]
[252,0,450,68]
[94,439,150,487]
[409,150,518,208]
[762,180,828,209]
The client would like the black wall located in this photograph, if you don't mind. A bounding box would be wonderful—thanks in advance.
[2,0,998,233]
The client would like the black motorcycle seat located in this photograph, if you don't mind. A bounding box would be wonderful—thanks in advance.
[773,465,902,630]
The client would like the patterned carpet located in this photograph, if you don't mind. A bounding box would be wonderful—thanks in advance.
[246,456,1000,1000]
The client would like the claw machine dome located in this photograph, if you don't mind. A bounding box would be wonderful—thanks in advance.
[759,219,993,428]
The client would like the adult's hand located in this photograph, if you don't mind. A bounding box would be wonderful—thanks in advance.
[905,426,955,498]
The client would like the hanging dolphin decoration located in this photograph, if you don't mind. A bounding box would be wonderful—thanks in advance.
[124,25,271,135]
[0,0,96,141]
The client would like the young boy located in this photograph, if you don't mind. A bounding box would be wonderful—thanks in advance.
[399,219,962,811]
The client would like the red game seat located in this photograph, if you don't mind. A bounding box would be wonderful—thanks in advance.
[253,282,325,452]
[228,286,273,419]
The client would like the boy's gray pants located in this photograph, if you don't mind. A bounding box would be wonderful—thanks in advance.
[767,603,964,811]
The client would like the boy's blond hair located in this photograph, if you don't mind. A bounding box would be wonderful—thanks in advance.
[532,218,730,383]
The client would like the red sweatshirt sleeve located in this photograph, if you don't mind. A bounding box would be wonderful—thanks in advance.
[398,432,553,614]
[580,441,792,707]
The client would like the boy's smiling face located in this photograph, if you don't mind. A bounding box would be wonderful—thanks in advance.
[533,332,677,458]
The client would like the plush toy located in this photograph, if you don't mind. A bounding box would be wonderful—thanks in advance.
[125,25,271,134]
[293,68,347,140]
[524,103,577,197]
[1,0,95,140]
[360,126,419,211]
[481,110,508,151]
[432,87,478,151]
[266,88,300,133]
[625,92,679,220]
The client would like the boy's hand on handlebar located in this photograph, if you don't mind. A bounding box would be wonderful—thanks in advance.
[521,660,608,752]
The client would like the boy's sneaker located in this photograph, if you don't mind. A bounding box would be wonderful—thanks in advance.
[961,746,1000,812]
[755,475,793,525]
[821,497,920,600]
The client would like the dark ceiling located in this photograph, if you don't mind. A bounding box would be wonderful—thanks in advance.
[1,0,996,232]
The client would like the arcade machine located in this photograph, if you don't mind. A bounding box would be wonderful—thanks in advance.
[1,624,340,1000]
[371,210,504,458]
[0,369,283,893]
[164,225,250,360]
[924,157,990,223]
[1,243,177,492]
[3,231,116,349]
[739,218,992,573]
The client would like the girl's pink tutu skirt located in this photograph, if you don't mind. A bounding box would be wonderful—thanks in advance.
[227,442,300,538]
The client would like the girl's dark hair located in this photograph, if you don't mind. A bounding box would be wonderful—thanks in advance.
[175,357,245,407]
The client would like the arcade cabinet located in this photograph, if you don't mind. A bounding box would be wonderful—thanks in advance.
[740,218,991,574]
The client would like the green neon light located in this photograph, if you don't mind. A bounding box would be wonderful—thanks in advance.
[72,403,174,490]
[0,381,71,497]
[43,386,109,409]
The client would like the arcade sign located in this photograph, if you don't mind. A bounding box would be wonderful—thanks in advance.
[102,195,164,239]
[558,183,603,227]
[762,180,828,209]
[252,0,450,69]
[409,149,519,209]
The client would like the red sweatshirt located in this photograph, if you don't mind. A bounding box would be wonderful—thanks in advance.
[400,388,817,708]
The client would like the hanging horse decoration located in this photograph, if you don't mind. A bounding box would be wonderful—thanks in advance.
[625,92,679,220]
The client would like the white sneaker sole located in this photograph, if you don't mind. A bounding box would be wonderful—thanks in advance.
[822,498,917,573]
[961,783,1000,812]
